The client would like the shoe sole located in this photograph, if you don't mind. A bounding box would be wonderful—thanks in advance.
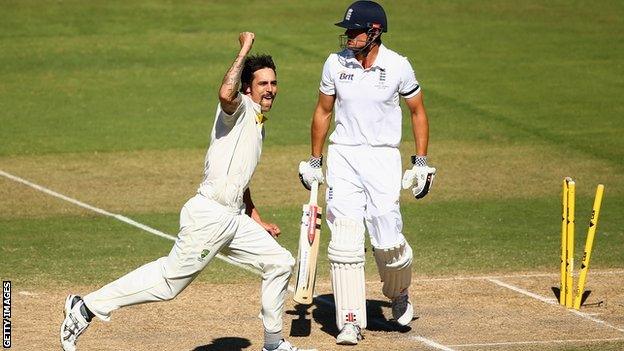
[336,333,361,345]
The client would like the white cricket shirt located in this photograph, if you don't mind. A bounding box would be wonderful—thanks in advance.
[319,44,420,147]
[197,94,266,209]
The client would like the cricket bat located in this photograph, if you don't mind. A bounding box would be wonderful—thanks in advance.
[293,180,322,305]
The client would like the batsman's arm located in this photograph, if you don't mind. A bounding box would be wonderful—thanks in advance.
[219,32,254,115]
[243,188,281,237]
[311,92,335,157]
[405,92,429,156]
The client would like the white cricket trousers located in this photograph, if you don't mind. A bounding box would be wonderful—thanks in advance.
[326,144,405,248]
[84,194,295,333]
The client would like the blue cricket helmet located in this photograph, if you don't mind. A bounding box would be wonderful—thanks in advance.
[335,1,388,33]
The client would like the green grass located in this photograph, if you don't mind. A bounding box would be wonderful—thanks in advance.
[0,215,172,286]
[0,213,260,287]
[1,0,623,164]
[0,0,622,289]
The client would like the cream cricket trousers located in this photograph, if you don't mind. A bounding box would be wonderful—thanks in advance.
[84,194,295,333]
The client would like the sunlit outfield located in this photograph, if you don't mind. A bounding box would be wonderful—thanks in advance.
[1,0,623,291]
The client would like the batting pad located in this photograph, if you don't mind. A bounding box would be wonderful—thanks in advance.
[373,240,413,299]
[328,217,367,330]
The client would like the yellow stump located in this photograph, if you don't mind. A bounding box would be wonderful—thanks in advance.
[560,178,569,305]
[565,179,575,308]
[573,184,605,310]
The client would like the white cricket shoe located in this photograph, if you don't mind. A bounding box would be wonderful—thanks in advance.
[60,295,90,351]
[262,340,317,351]
[391,293,414,326]
[336,322,362,345]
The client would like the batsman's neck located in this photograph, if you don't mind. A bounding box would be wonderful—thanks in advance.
[356,44,380,69]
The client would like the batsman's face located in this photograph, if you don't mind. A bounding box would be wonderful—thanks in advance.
[344,29,368,50]
[250,67,278,112]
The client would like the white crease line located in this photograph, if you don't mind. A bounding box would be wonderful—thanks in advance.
[447,337,624,348]
[487,278,557,305]
[0,169,260,276]
[410,336,457,351]
[569,309,624,333]
[487,278,624,333]
[584,312,603,316]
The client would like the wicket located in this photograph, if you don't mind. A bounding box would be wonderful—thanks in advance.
[560,177,605,310]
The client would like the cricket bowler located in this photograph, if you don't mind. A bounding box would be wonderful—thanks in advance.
[298,1,436,345]
[60,32,315,351]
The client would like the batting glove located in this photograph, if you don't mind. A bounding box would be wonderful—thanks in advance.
[402,155,436,199]
[298,155,324,190]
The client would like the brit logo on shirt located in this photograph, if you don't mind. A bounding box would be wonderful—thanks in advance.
[338,71,354,82]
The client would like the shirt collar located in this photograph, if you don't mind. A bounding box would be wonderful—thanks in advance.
[256,113,267,124]
[339,43,388,71]
[244,94,268,124]
[252,102,267,124]
[372,44,388,70]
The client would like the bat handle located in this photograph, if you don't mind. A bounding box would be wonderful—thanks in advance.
[309,180,319,205]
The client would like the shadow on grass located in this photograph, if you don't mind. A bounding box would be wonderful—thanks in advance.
[288,303,313,337]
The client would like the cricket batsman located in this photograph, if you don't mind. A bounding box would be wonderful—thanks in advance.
[298,1,436,345]
[60,32,315,351]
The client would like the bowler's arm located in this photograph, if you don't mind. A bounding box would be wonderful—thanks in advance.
[243,188,281,237]
[218,32,254,115]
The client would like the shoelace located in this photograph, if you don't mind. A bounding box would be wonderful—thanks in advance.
[63,308,88,341]
[62,314,81,340]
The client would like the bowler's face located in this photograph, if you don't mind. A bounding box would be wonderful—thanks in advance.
[249,68,278,112]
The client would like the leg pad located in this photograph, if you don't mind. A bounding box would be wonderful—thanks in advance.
[373,240,413,299]
[328,218,367,330]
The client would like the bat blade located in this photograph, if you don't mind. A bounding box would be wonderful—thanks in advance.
[293,181,322,305]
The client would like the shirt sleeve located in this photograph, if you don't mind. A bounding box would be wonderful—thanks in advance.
[319,55,335,96]
[218,94,247,127]
[398,57,421,99]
